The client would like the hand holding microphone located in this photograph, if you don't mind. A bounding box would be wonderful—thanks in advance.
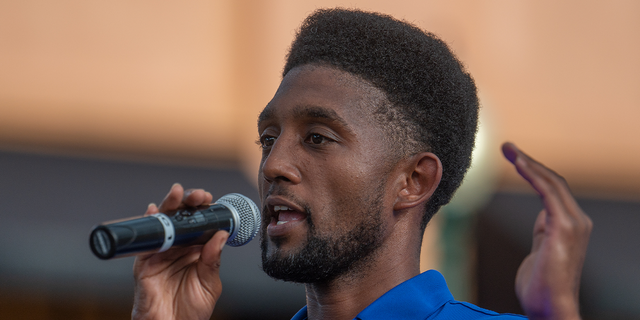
[109,184,257,320]
[90,185,261,260]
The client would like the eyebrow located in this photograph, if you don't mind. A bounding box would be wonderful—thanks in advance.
[257,106,273,126]
[258,105,354,134]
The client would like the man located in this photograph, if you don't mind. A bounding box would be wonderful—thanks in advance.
[132,8,592,320]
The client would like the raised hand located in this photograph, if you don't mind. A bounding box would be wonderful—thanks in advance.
[132,183,228,320]
[502,143,592,320]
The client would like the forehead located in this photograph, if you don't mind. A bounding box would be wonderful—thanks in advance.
[258,65,386,128]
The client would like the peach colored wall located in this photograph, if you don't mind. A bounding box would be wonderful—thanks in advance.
[1,0,639,199]
[0,0,238,163]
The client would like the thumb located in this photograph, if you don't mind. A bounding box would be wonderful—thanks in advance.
[197,231,229,301]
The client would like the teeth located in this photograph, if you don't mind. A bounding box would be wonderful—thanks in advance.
[274,205,291,212]
[274,206,292,226]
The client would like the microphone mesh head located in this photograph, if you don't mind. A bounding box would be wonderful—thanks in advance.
[215,193,261,247]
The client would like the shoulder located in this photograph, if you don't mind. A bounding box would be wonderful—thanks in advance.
[432,300,527,319]
[356,271,526,320]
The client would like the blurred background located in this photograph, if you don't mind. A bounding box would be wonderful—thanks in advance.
[0,1,638,319]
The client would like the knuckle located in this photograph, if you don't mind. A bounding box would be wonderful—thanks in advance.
[547,171,568,188]
[557,216,575,231]
[207,260,222,271]
[583,215,594,232]
[535,178,554,196]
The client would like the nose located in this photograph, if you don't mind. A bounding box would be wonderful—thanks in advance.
[260,135,302,185]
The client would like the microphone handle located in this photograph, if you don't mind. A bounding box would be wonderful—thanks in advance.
[90,204,234,260]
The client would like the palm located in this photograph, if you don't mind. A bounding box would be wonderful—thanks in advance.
[516,210,565,316]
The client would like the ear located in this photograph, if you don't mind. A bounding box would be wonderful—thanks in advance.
[393,152,443,211]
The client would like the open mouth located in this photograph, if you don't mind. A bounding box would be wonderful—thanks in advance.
[274,205,306,225]
[264,198,308,238]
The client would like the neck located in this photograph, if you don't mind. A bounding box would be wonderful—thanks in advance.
[303,236,421,320]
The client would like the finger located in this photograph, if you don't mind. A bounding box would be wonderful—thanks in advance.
[197,230,228,302]
[133,244,203,279]
[183,189,214,207]
[144,203,159,216]
[503,143,573,204]
[158,183,184,213]
[503,143,593,249]
[150,245,202,269]
[518,147,572,202]
[200,230,228,270]
[502,143,581,219]
[530,209,547,252]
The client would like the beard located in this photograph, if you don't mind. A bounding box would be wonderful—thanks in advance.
[260,191,385,284]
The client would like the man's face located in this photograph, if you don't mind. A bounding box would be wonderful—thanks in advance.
[257,65,397,283]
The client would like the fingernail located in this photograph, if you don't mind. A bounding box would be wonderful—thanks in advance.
[166,183,181,198]
[502,143,519,164]
[148,202,156,209]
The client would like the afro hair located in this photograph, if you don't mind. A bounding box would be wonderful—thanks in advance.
[283,8,479,229]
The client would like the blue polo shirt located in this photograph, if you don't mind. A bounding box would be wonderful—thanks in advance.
[291,270,526,320]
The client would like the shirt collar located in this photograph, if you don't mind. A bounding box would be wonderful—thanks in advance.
[355,270,454,320]
[291,305,308,320]
[289,270,453,320]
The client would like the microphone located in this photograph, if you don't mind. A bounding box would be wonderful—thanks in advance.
[89,193,261,260]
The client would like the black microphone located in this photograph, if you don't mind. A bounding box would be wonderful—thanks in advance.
[89,193,260,260]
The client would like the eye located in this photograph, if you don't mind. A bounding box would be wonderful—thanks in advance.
[305,133,330,145]
[259,135,276,149]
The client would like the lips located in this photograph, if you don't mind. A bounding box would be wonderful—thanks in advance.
[265,198,308,237]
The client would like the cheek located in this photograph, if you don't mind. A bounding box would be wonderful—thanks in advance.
[257,169,266,198]
[311,158,384,228]
[321,158,369,195]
